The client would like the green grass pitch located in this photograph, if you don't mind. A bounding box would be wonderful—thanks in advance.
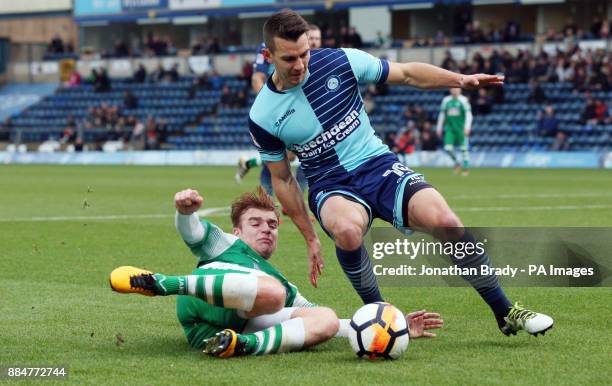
[1,165,611,385]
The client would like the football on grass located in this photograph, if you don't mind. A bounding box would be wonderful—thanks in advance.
[348,302,409,360]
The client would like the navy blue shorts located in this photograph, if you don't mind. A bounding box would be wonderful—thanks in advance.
[308,153,433,237]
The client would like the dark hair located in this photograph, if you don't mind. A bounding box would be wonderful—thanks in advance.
[263,9,309,52]
[231,186,279,227]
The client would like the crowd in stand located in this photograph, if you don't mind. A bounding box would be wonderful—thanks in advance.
[44,35,75,59]
[58,98,168,151]
[14,24,612,152]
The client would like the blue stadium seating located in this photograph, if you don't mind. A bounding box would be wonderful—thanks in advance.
[8,77,612,151]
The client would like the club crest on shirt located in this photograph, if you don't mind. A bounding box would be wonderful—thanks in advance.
[325,75,341,92]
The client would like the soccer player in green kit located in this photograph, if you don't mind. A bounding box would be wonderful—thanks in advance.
[110,188,443,357]
[436,88,473,176]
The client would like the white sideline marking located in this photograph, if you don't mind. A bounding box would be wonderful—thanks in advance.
[1,199,611,223]
[454,204,612,212]
[0,207,229,223]
[449,192,612,200]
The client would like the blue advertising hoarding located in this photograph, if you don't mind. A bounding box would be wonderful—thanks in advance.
[74,0,122,16]
[121,0,168,11]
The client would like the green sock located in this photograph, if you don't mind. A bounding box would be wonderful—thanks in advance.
[462,148,469,169]
[239,333,259,354]
[153,274,185,295]
[246,158,259,168]
[445,149,458,164]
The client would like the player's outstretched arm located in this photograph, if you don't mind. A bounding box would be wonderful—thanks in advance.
[386,62,504,90]
[174,188,205,244]
[267,159,323,287]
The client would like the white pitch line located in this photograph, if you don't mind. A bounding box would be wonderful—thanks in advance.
[454,204,612,212]
[1,201,611,223]
[0,207,229,223]
[449,192,612,200]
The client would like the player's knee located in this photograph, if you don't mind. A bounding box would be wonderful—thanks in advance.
[435,211,462,229]
[315,307,340,340]
[255,278,286,313]
[331,222,364,250]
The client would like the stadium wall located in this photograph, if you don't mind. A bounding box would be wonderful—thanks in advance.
[1,150,610,169]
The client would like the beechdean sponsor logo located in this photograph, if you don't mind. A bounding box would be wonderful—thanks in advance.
[291,110,360,159]
[274,108,295,128]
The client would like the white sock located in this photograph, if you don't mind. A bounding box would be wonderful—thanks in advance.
[252,318,305,355]
[335,319,350,338]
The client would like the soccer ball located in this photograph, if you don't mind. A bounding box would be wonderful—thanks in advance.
[348,302,409,360]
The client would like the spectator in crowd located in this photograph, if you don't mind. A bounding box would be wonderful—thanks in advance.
[241,60,254,86]
[528,79,547,104]
[538,105,560,137]
[150,64,166,83]
[191,38,204,55]
[473,88,493,115]
[93,68,111,92]
[165,37,177,56]
[395,122,419,156]
[206,37,221,54]
[348,27,363,48]
[114,38,129,57]
[130,119,145,150]
[74,137,84,152]
[220,85,237,108]
[536,105,569,150]
[59,115,78,145]
[383,131,398,153]
[166,63,180,83]
[373,31,389,48]
[0,117,12,141]
[134,64,147,83]
[420,122,439,151]
[554,58,573,83]
[48,34,65,54]
[123,91,138,109]
[582,96,609,125]
[441,51,458,71]
[321,27,335,48]
[234,89,248,108]
[65,70,81,88]
[145,115,160,150]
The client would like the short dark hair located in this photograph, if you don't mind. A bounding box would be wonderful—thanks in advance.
[263,9,309,52]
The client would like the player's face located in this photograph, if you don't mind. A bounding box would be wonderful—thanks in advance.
[267,33,310,88]
[308,29,322,49]
[450,88,461,97]
[233,208,279,259]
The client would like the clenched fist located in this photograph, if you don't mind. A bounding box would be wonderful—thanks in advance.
[174,189,203,215]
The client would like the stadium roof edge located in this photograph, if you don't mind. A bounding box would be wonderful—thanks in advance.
[0,10,71,20]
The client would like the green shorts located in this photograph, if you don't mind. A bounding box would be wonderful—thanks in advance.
[444,128,466,147]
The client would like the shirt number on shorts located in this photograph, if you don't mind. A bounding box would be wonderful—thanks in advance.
[382,162,410,178]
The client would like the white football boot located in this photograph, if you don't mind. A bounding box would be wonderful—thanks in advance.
[501,302,554,336]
